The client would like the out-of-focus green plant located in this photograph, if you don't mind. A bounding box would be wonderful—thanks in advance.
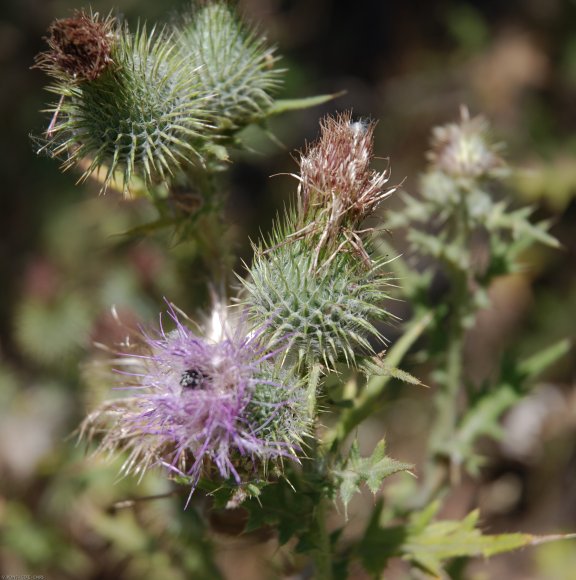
[382,108,567,501]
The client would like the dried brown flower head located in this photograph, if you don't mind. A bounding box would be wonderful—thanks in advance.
[293,112,395,269]
[34,11,116,82]
[298,112,394,227]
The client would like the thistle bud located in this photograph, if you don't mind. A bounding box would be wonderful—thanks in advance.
[179,1,282,130]
[294,113,395,265]
[36,19,211,192]
[242,238,392,370]
[241,114,395,369]
[299,113,393,224]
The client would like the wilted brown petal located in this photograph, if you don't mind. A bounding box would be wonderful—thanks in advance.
[34,11,116,82]
[298,112,394,228]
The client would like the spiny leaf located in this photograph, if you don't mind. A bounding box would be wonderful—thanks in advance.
[518,338,572,378]
[242,474,320,546]
[360,357,424,386]
[359,501,576,577]
[449,338,572,471]
[403,510,576,578]
[333,440,413,518]
[490,207,561,249]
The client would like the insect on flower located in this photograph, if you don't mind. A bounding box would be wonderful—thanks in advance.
[179,367,211,389]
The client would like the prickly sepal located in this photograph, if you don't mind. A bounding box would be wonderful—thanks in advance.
[247,363,310,462]
[242,237,392,369]
[179,1,282,131]
[42,23,211,192]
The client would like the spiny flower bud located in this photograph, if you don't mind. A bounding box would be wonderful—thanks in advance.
[179,1,282,131]
[427,106,505,179]
[37,22,211,192]
[81,305,308,494]
[34,10,116,82]
[295,113,395,266]
[242,237,392,369]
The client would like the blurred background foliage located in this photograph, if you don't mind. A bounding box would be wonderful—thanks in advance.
[1,0,575,578]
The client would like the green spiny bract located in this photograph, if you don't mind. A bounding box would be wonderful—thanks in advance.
[178,1,282,131]
[242,236,392,370]
[247,363,311,463]
[41,18,212,192]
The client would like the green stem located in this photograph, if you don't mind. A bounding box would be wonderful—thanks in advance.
[172,163,235,289]
[307,362,322,418]
[197,208,234,286]
[313,495,334,580]
[430,186,470,459]
[300,361,333,579]
[412,187,471,508]
[322,312,433,452]
[431,308,464,451]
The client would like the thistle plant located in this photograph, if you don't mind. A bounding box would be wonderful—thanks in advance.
[385,108,564,502]
[30,4,576,579]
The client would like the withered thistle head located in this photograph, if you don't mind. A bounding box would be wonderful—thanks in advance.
[427,106,505,179]
[34,10,116,82]
[298,112,395,229]
[291,113,395,269]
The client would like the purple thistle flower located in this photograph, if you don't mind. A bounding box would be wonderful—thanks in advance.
[82,304,307,495]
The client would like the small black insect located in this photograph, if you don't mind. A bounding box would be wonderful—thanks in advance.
[180,368,210,389]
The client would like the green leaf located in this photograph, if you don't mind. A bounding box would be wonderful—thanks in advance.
[447,338,571,471]
[242,473,320,546]
[358,501,408,575]
[333,440,413,517]
[268,92,345,116]
[518,338,572,377]
[453,382,519,462]
[359,501,576,577]
[404,510,576,577]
